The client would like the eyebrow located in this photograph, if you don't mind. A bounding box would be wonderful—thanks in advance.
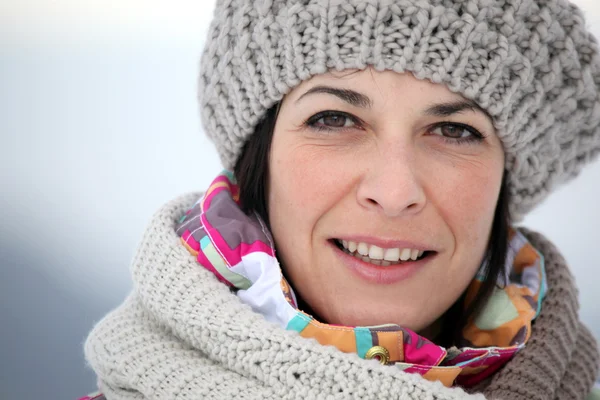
[295,86,373,108]
[295,85,490,120]
[424,99,490,119]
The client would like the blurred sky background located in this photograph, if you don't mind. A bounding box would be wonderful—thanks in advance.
[1,1,600,399]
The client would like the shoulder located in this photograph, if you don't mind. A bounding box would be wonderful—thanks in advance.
[139,192,204,235]
[154,192,203,220]
[516,227,576,289]
[517,227,566,264]
[519,228,600,399]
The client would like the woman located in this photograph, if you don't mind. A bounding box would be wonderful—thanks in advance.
[82,0,600,398]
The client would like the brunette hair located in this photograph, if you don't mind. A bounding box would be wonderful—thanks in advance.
[234,103,510,346]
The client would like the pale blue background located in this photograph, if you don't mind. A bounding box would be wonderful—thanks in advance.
[1,1,599,399]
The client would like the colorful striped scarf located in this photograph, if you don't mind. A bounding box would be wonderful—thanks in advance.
[175,171,547,388]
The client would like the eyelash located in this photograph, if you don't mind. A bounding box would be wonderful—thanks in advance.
[304,110,486,145]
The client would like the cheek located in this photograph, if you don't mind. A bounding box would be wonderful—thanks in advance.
[270,150,323,211]
[418,158,503,317]
[433,159,503,254]
[268,138,357,223]
[267,135,353,261]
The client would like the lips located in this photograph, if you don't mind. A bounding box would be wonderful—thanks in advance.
[334,239,430,266]
[330,238,435,284]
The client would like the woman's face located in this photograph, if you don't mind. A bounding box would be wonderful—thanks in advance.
[267,69,504,333]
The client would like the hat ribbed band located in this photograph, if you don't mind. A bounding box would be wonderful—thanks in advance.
[198,0,600,220]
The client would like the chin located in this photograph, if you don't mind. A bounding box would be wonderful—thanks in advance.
[319,300,430,331]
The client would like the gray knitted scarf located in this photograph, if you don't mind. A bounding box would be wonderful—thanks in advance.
[84,193,599,399]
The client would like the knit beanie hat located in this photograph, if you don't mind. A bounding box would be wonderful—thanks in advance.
[198,0,600,220]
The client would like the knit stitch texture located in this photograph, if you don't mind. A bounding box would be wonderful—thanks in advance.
[198,0,600,220]
[84,194,599,399]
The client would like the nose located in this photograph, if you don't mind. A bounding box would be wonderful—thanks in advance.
[356,149,427,218]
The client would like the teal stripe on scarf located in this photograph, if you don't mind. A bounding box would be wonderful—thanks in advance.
[222,169,236,183]
[286,312,311,332]
[354,327,373,358]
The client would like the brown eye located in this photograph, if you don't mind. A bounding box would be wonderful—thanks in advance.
[306,111,360,131]
[431,123,480,140]
[429,122,485,145]
[321,115,350,128]
[437,124,469,138]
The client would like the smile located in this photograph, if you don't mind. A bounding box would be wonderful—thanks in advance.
[333,239,433,267]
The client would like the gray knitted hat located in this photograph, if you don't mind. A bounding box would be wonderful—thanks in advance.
[198,0,600,220]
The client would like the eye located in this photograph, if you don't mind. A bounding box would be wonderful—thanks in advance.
[430,122,484,143]
[306,111,361,131]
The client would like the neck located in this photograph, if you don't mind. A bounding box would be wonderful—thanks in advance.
[418,317,444,343]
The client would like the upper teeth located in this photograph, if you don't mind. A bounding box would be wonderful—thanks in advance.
[340,240,424,262]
